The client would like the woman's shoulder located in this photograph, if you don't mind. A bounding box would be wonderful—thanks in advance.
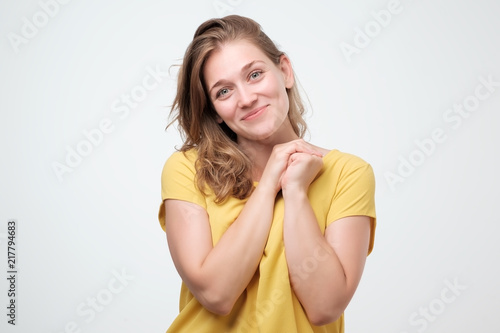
[322,149,370,168]
[316,148,375,194]
[166,148,198,163]
[162,148,199,174]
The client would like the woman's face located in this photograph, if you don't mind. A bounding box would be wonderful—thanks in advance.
[203,39,295,144]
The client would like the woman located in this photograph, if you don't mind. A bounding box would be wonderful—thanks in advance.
[158,15,376,333]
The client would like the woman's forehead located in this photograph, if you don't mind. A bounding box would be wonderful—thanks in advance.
[203,40,272,83]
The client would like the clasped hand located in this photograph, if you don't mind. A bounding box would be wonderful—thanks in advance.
[259,139,324,195]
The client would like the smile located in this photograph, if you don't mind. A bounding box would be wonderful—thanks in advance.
[242,105,268,121]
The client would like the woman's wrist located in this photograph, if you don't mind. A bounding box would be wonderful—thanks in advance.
[282,185,308,201]
[254,181,280,198]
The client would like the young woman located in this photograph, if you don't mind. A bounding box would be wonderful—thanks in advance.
[158,15,376,333]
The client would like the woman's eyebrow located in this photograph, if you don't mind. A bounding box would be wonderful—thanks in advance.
[209,60,265,94]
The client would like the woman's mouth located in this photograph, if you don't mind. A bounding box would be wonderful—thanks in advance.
[242,105,268,121]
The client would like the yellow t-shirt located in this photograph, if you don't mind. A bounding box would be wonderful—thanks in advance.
[158,148,376,333]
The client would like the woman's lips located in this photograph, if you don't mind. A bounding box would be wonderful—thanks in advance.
[242,105,267,121]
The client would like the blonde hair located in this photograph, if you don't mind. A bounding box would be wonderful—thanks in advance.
[169,15,308,203]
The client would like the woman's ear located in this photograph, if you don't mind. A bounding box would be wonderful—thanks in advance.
[279,54,295,89]
[215,114,223,124]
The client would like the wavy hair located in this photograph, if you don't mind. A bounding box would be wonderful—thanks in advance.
[168,15,308,203]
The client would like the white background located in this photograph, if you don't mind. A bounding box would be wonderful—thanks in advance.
[1,0,499,332]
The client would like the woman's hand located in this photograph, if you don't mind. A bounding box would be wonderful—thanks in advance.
[281,151,324,194]
[259,139,323,195]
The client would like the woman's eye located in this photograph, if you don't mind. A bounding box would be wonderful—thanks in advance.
[217,88,229,98]
[250,71,262,80]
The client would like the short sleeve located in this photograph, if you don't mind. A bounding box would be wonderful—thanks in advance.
[158,150,207,231]
[326,158,376,254]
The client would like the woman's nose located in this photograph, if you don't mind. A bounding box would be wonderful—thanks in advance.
[237,88,257,108]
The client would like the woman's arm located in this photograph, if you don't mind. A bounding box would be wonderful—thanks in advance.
[164,140,323,316]
[281,152,372,326]
[164,183,276,316]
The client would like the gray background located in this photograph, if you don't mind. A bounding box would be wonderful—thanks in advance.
[1,0,499,332]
